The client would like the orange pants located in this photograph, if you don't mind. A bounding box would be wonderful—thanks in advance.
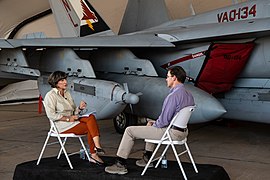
[62,114,100,153]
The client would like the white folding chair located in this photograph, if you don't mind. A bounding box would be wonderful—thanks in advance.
[141,106,198,180]
[36,116,91,169]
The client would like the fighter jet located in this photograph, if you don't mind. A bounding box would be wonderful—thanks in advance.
[1,0,269,133]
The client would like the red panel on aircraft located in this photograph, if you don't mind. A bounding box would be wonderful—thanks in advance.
[195,42,255,94]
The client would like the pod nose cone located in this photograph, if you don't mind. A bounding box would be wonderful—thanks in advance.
[185,84,227,123]
[192,96,227,123]
[123,93,139,104]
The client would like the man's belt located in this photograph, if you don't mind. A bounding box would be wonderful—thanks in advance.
[171,125,187,132]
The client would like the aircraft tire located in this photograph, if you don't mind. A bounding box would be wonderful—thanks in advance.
[113,112,137,134]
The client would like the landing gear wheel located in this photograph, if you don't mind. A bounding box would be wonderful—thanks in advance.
[113,112,137,134]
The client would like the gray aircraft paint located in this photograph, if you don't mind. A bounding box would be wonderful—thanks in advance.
[1,0,270,124]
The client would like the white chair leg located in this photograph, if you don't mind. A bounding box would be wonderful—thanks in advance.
[57,137,67,159]
[155,144,170,168]
[36,133,51,165]
[185,142,198,173]
[141,142,162,176]
[78,137,91,162]
[171,144,187,180]
[56,135,73,169]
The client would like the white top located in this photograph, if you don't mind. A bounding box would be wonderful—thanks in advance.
[43,88,80,133]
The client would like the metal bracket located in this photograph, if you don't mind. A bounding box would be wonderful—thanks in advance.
[0,64,40,77]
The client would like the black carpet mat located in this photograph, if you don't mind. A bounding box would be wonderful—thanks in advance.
[13,155,230,180]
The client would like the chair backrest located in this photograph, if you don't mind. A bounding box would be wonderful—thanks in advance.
[171,106,196,129]
[48,118,61,134]
[42,101,61,134]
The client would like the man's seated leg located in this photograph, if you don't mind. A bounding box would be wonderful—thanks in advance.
[136,151,154,167]
[105,157,128,175]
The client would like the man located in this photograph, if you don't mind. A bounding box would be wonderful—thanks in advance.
[105,66,195,174]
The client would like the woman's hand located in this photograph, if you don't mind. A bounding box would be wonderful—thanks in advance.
[79,101,87,110]
[70,115,79,122]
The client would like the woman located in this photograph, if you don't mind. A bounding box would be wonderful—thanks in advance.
[43,71,105,165]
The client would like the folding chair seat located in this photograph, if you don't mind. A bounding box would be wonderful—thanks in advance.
[141,106,198,180]
[36,115,91,169]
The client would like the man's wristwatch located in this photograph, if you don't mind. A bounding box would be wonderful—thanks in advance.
[66,117,70,122]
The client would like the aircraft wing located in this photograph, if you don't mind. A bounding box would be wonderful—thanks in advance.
[0,34,174,48]
[141,17,270,43]
[2,18,270,49]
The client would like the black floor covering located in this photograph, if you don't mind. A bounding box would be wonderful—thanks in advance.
[13,155,230,180]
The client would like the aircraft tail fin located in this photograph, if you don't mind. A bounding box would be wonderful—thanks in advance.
[119,0,170,34]
[48,0,114,37]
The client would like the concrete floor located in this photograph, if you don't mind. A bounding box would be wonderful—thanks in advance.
[0,103,269,180]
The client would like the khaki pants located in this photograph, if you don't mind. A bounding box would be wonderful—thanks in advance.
[117,125,188,159]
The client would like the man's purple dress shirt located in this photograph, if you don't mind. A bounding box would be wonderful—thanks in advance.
[153,84,195,128]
